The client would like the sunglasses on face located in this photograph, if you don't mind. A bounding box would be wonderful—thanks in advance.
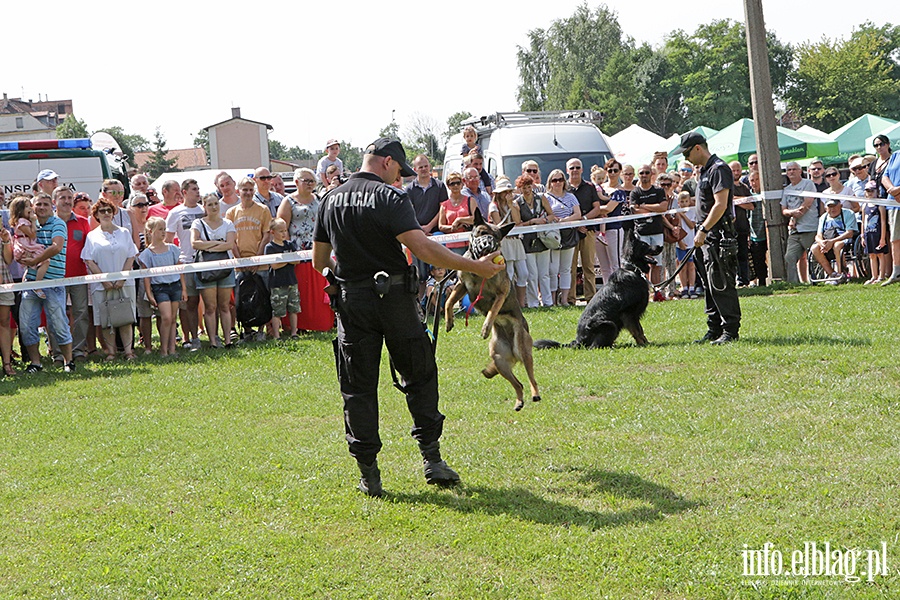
[638,171,651,175]
[748,161,758,166]
[447,181,462,186]
[258,175,275,181]
[299,178,316,184]
[608,168,620,173]
[97,208,114,215]
[851,166,866,171]
[525,169,538,174]
[825,172,839,178]
[132,202,150,208]
[660,182,672,187]
[549,178,564,184]
[874,142,884,148]
[104,190,124,196]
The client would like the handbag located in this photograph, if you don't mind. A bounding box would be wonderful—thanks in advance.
[537,228,562,250]
[194,220,231,283]
[663,212,686,244]
[100,287,135,329]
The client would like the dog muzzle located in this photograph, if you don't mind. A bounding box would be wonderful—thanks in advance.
[469,233,499,259]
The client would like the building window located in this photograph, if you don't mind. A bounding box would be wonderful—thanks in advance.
[16,117,24,129]
[58,104,66,115]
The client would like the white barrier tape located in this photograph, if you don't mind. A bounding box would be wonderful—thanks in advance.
[792,190,900,209]
[0,251,311,293]
[1,206,700,293]
[758,190,784,200]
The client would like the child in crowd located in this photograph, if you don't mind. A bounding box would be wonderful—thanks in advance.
[9,196,48,298]
[675,191,699,299]
[265,218,300,339]
[423,266,456,316]
[862,180,889,284]
[460,125,482,156]
[138,217,185,357]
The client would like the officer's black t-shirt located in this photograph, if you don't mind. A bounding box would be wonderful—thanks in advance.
[314,172,421,281]
[629,185,666,235]
[695,154,735,234]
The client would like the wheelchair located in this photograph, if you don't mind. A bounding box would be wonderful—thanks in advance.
[807,233,869,283]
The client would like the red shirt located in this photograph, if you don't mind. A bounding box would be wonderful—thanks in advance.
[148,203,177,220]
[64,213,91,277]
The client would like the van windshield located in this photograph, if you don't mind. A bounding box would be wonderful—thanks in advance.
[501,153,613,183]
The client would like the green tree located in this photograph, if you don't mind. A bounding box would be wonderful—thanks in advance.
[269,139,315,162]
[786,27,900,130]
[144,127,177,179]
[95,126,150,163]
[193,129,210,163]
[516,3,628,112]
[56,114,89,138]
[403,112,445,166]
[658,20,793,131]
[379,121,400,139]
[631,44,687,137]
[445,111,473,139]
[338,141,363,173]
[591,49,639,135]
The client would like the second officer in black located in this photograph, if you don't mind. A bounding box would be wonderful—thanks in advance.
[676,132,742,344]
[312,137,504,497]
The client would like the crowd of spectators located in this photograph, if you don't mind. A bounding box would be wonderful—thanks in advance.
[4,134,900,376]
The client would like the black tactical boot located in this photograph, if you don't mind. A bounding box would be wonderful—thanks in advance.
[356,459,383,497]
[418,441,460,487]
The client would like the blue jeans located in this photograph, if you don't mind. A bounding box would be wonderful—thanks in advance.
[19,286,73,347]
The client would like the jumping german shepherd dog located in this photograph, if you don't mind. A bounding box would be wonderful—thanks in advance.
[534,232,659,349]
[444,210,541,411]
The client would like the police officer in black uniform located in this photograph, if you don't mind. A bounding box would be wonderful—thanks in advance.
[675,132,742,344]
[312,137,504,497]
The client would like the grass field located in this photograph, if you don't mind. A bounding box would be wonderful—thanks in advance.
[1,283,898,598]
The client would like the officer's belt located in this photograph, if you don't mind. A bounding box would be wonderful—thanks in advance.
[339,274,406,289]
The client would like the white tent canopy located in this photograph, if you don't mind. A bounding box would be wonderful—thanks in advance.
[608,124,670,168]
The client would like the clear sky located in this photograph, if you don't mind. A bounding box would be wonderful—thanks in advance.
[3,0,878,155]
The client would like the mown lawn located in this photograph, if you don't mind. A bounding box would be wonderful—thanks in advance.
[1,283,898,598]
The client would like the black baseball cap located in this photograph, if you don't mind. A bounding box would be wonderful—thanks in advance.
[365,137,415,177]
[675,131,707,155]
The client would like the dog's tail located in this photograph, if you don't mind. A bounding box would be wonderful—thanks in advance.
[533,339,577,350]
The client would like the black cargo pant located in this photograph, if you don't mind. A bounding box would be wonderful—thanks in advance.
[332,283,443,464]
[695,238,742,337]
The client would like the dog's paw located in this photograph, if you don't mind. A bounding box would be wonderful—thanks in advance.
[514,399,524,411]
[480,323,491,339]
[532,395,541,403]
[445,316,455,332]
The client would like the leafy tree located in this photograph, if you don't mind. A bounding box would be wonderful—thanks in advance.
[516,3,627,112]
[631,43,687,137]
[269,139,315,163]
[144,127,177,179]
[335,141,362,173]
[95,126,150,163]
[445,111,473,140]
[193,129,210,163]
[658,20,793,131]
[786,27,900,130]
[56,114,89,138]
[403,112,445,166]
[591,49,639,135]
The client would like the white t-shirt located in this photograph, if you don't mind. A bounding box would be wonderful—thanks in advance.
[316,156,343,182]
[680,206,697,247]
[190,218,236,259]
[81,226,138,294]
[166,203,206,263]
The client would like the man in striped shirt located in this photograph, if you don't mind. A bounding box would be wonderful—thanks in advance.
[18,193,74,373]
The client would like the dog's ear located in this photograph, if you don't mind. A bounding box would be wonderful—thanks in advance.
[498,222,516,239]
[473,208,486,227]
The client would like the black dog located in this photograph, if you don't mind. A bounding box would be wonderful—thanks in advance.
[534,233,659,349]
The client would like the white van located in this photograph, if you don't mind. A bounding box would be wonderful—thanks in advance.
[443,111,614,183]
[0,138,116,198]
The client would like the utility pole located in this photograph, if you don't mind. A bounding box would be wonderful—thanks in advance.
[744,0,786,281]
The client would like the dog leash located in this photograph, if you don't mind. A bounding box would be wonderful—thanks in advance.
[653,246,696,291]
[465,278,488,327]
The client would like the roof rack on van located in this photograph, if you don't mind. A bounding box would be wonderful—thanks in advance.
[460,110,604,133]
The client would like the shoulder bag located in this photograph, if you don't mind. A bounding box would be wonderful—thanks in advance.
[194,220,231,283]
[100,287,135,330]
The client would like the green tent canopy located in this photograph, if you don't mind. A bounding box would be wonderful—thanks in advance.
[829,114,898,154]
[680,118,840,166]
